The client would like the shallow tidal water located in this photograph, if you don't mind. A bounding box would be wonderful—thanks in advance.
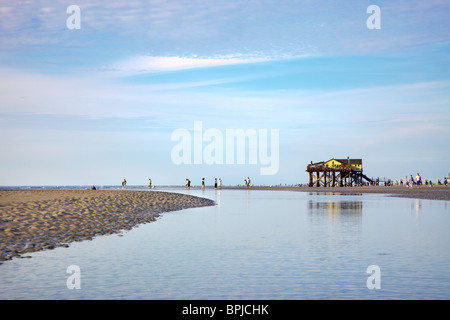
[1,188,449,300]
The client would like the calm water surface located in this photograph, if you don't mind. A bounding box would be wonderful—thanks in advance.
[1,188,449,299]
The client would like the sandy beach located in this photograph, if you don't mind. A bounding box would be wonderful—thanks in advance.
[0,190,215,262]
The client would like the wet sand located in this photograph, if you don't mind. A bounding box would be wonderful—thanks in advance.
[224,185,450,201]
[0,190,215,262]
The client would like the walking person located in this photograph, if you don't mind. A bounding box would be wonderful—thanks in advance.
[214,178,217,188]
[122,179,127,189]
[149,178,152,189]
[415,173,422,187]
[202,178,205,189]
[218,178,222,188]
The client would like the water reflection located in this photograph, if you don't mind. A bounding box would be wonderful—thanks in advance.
[409,199,421,216]
[307,199,363,243]
[305,199,364,274]
[308,192,363,197]
[245,189,250,209]
[215,188,222,216]
[308,200,363,223]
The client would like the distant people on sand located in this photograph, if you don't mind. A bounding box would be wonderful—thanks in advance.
[245,177,251,188]
[218,178,222,188]
[122,179,127,189]
[185,179,191,189]
[415,173,422,186]
[149,178,152,189]
[409,175,414,188]
[214,178,217,188]
[202,178,205,189]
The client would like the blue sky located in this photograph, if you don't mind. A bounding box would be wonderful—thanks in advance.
[1,0,449,186]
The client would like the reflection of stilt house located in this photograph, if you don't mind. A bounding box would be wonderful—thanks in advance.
[306,157,373,187]
[308,200,363,218]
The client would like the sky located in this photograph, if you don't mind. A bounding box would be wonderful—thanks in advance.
[0,0,449,186]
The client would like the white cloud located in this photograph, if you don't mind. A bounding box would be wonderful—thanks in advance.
[113,54,269,74]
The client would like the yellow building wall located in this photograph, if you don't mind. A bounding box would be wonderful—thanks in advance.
[325,159,343,168]
[325,159,362,169]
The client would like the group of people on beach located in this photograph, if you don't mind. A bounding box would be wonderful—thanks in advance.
[406,173,422,188]
[110,173,448,190]
[187,178,223,189]
[370,173,449,188]
[213,178,223,188]
[402,173,449,188]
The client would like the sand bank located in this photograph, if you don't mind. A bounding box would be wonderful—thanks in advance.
[223,185,450,201]
[0,190,215,262]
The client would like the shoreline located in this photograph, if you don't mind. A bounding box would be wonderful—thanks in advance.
[2,185,450,201]
[220,185,450,201]
[0,190,215,262]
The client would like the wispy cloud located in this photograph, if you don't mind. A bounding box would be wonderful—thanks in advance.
[3,0,449,61]
[112,54,270,74]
